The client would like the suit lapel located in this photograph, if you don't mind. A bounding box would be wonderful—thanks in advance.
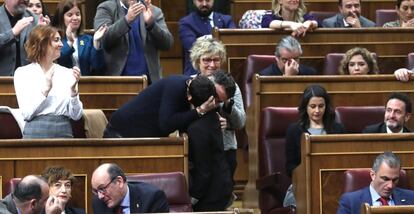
[78,35,85,62]
[139,14,146,46]
[361,187,373,206]
[129,183,142,213]
[393,188,409,205]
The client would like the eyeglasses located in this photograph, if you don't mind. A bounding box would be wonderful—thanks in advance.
[92,177,117,195]
[201,57,221,65]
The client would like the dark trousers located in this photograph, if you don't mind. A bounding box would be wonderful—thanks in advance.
[225,149,237,185]
[103,123,123,138]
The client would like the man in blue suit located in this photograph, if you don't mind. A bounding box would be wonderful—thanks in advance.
[92,163,169,213]
[179,0,235,76]
[337,152,414,214]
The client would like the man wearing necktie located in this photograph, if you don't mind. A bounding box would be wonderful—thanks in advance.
[91,163,169,213]
[179,0,235,76]
[337,152,414,214]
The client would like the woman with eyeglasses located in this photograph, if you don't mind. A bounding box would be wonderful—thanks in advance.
[41,166,85,214]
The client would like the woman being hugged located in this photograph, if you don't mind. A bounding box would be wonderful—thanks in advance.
[52,0,107,75]
[286,85,345,177]
[261,0,318,37]
[14,25,83,138]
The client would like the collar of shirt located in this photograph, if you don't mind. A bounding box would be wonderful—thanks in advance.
[342,18,351,27]
[386,125,404,133]
[208,12,214,27]
[120,0,128,10]
[369,184,395,206]
[120,185,131,214]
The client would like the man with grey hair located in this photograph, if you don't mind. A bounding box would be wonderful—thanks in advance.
[259,36,316,76]
[0,175,63,214]
[337,152,414,214]
[0,0,48,76]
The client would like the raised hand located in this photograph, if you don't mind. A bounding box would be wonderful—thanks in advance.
[66,23,76,47]
[284,59,300,76]
[71,66,81,97]
[45,196,64,214]
[12,17,34,36]
[142,0,154,26]
[38,14,50,25]
[42,64,55,96]
[345,13,361,28]
[125,0,145,23]
[93,24,108,49]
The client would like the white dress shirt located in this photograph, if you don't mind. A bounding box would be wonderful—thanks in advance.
[14,63,83,121]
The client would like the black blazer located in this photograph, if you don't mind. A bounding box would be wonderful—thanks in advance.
[285,122,346,177]
[187,111,233,211]
[362,122,411,133]
[64,206,85,214]
[259,63,317,76]
[92,182,169,213]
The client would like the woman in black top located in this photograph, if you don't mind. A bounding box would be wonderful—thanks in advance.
[285,84,345,177]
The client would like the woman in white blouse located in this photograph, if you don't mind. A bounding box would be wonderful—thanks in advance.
[14,25,83,138]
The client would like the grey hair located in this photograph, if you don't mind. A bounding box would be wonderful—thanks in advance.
[189,37,226,71]
[372,152,401,173]
[275,36,303,57]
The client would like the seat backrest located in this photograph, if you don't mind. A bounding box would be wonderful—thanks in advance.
[245,55,276,108]
[335,106,385,133]
[308,11,336,24]
[0,112,22,139]
[238,9,267,29]
[343,168,409,193]
[259,107,299,177]
[5,178,22,195]
[323,53,378,75]
[126,172,192,212]
[258,107,299,212]
[376,9,399,27]
[408,53,414,70]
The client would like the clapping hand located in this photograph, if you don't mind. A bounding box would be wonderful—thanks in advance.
[71,66,81,97]
[93,24,108,49]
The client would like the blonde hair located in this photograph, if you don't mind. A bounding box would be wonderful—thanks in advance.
[189,38,226,71]
[271,0,307,23]
[339,47,379,75]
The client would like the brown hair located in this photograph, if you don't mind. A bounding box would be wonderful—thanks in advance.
[339,47,379,75]
[52,0,83,35]
[41,166,76,186]
[25,25,61,63]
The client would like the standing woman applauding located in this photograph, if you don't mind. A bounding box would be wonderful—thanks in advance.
[14,25,83,138]
[52,0,107,75]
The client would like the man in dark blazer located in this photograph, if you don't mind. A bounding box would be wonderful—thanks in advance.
[187,72,236,211]
[337,152,414,214]
[322,0,375,28]
[91,163,169,213]
[0,0,41,76]
[94,0,173,82]
[179,0,235,75]
[259,36,317,76]
[0,175,63,214]
[363,93,412,133]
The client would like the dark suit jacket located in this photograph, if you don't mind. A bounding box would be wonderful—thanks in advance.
[179,12,235,75]
[322,13,375,28]
[285,122,346,177]
[362,122,411,133]
[94,0,173,81]
[92,182,169,213]
[0,6,37,76]
[259,63,317,76]
[0,194,17,214]
[58,34,105,76]
[188,111,233,211]
[337,186,414,214]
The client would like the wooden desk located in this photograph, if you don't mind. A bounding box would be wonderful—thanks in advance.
[213,28,414,82]
[0,76,148,116]
[294,133,414,214]
[361,204,414,214]
[243,75,414,209]
[0,136,188,214]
